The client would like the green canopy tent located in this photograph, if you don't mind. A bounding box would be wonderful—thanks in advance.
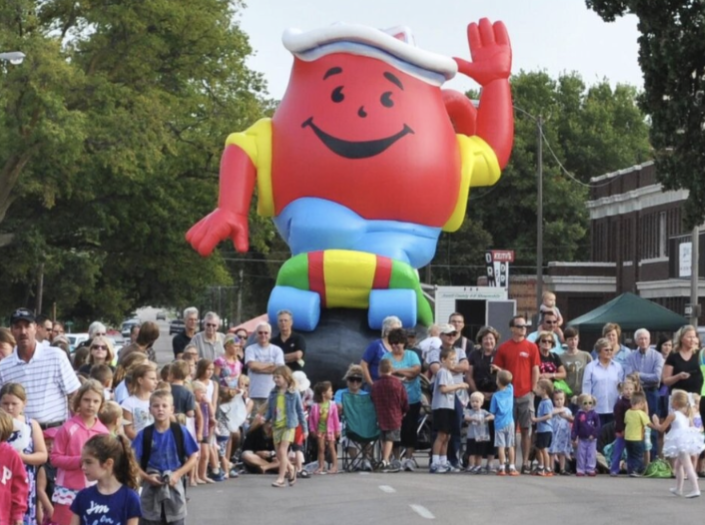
[567,292,689,332]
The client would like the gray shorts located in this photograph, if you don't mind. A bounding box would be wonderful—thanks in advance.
[381,429,401,442]
[514,392,535,430]
[494,423,515,448]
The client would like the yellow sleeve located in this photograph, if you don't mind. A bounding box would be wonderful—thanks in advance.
[224,118,274,217]
[442,135,501,232]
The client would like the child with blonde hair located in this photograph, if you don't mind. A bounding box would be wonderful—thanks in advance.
[610,378,636,476]
[50,380,108,525]
[653,389,705,497]
[98,401,124,436]
[0,408,29,525]
[571,393,600,476]
[192,381,217,484]
[548,389,573,475]
[464,391,494,473]
[121,362,158,440]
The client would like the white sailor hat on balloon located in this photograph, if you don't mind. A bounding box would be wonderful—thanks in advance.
[282,23,457,86]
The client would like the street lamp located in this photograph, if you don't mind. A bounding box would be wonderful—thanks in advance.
[0,52,25,65]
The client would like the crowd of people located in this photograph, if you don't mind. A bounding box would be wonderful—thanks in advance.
[0,292,704,525]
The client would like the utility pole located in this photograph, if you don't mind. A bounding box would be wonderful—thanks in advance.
[690,226,700,326]
[236,269,244,324]
[536,116,544,315]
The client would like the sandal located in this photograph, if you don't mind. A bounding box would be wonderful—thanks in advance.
[271,480,286,488]
[287,471,297,486]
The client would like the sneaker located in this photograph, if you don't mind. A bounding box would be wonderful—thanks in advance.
[228,468,240,479]
[576,472,586,477]
[521,464,531,475]
[444,462,461,473]
[465,464,476,473]
[534,469,546,477]
[670,488,683,497]
[211,470,226,482]
[508,467,520,477]
[361,459,373,472]
[430,463,449,474]
[391,458,402,471]
[559,470,569,476]
[684,491,701,499]
[402,459,416,472]
[628,472,641,478]
[381,461,400,473]
[587,471,597,477]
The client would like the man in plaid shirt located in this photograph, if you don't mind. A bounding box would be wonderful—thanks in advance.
[371,358,409,472]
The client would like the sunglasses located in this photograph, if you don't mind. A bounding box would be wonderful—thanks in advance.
[513,324,527,329]
[347,377,363,383]
[91,345,107,350]
[442,332,458,337]
[540,339,553,343]
[544,320,557,325]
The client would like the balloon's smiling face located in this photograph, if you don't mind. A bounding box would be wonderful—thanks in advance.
[278,54,440,161]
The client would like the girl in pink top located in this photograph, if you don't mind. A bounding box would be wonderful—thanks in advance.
[308,382,341,474]
[50,381,108,525]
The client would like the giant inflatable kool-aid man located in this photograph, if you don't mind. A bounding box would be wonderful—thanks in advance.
[187,19,514,331]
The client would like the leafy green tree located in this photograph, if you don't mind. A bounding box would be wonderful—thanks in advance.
[586,0,705,228]
[0,0,273,323]
[431,71,650,282]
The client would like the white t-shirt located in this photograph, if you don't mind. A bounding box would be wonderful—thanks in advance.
[244,343,285,399]
[120,395,153,434]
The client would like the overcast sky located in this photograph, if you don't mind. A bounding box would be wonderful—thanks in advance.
[239,0,641,100]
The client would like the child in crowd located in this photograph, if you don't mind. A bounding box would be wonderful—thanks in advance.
[265,366,307,487]
[571,393,600,476]
[1,383,47,525]
[531,379,555,476]
[490,370,517,476]
[540,291,564,328]
[214,388,236,479]
[653,389,705,498]
[370,359,408,473]
[89,364,114,401]
[112,353,148,405]
[121,362,158,440]
[220,374,251,475]
[291,372,312,479]
[214,335,243,389]
[430,348,469,474]
[69,435,141,525]
[464,391,494,473]
[36,428,58,525]
[51,380,108,525]
[624,392,659,477]
[548,389,574,475]
[309,381,342,474]
[193,381,218,483]
[610,378,635,476]
[0,408,29,525]
[169,361,196,419]
[132,390,199,525]
[98,401,124,437]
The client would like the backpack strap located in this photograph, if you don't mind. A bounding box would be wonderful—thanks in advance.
[140,425,155,472]
[170,422,186,464]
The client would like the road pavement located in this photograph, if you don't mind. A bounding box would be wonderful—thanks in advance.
[139,309,702,522]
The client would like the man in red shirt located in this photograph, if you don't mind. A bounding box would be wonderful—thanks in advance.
[492,315,540,474]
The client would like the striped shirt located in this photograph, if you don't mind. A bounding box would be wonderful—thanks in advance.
[0,344,81,424]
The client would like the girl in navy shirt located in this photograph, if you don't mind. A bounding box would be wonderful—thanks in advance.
[69,435,141,525]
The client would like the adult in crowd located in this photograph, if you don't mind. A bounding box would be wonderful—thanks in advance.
[449,312,470,353]
[428,323,470,470]
[382,328,422,472]
[0,308,81,428]
[88,321,107,340]
[582,337,625,426]
[591,323,631,368]
[51,321,65,341]
[466,326,500,472]
[126,324,140,345]
[270,310,307,372]
[656,336,673,423]
[361,316,402,387]
[173,306,199,359]
[527,311,563,354]
[334,364,373,472]
[624,328,663,428]
[0,328,15,360]
[492,315,540,473]
[35,315,53,345]
[77,336,117,377]
[191,311,225,361]
[118,321,159,364]
[559,327,592,402]
[536,330,567,387]
[662,325,703,395]
[244,322,284,409]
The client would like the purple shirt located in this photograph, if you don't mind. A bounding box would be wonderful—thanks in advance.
[572,409,601,440]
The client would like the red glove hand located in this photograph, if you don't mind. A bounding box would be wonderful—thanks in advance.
[454,18,512,86]
[186,209,249,256]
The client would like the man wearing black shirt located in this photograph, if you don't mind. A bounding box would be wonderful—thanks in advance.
[270,310,307,372]
[172,306,199,359]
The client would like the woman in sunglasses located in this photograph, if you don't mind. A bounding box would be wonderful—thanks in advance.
[582,337,625,426]
[77,336,116,377]
[537,331,567,385]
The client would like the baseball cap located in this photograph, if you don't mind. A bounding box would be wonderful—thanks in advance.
[43,426,59,441]
[10,308,35,325]
[440,324,457,335]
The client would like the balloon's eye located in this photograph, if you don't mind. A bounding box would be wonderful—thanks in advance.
[332,86,345,103]
[381,92,394,108]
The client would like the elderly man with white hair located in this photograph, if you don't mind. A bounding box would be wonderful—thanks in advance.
[191,311,225,361]
[624,327,664,456]
[245,321,285,409]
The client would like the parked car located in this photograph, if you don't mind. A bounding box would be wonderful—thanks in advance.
[121,319,140,338]
[66,333,90,353]
[169,319,185,335]
[156,311,167,321]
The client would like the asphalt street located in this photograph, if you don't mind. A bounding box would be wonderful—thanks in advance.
[141,309,703,523]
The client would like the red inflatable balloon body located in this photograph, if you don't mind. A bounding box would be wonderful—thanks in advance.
[187,19,514,331]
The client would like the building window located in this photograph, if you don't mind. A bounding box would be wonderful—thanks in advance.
[659,211,667,257]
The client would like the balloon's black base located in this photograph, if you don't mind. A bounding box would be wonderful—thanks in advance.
[300,309,427,390]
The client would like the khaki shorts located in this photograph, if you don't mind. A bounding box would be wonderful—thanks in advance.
[514,392,534,430]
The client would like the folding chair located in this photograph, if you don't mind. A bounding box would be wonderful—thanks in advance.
[341,392,380,472]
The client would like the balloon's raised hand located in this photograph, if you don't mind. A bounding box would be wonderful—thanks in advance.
[186,208,249,256]
[454,18,512,86]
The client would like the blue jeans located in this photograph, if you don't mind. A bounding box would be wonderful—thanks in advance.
[625,440,644,474]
